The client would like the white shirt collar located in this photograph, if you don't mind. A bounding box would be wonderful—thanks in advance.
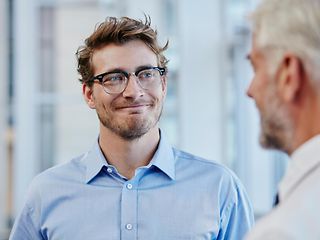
[278,135,320,201]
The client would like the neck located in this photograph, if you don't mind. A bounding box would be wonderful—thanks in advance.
[98,126,160,179]
[289,90,320,155]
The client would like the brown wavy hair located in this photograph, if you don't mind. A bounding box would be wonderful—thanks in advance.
[76,15,169,87]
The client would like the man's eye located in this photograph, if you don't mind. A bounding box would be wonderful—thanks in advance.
[103,73,125,82]
[139,70,154,79]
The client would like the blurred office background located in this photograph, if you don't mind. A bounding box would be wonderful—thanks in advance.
[0,0,288,238]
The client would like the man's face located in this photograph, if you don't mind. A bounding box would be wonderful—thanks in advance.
[247,37,293,152]
[85,40,167,140]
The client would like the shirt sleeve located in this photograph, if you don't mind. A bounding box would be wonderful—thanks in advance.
[9,202,45,240]
[217,175,255,240]
[9,177,45,240]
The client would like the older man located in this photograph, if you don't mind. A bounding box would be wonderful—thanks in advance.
[246,0,320,239]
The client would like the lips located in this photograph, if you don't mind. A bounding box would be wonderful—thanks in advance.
[114,102,153,113]
[117,104,149,109]
[114,101,153,110]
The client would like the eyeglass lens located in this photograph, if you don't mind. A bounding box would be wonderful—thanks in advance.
[101,68,162,94]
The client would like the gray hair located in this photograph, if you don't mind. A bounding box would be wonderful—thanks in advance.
[249,0,320,83]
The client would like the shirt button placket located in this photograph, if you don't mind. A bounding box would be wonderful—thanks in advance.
[121,182,137,240]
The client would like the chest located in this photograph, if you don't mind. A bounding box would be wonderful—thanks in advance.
[40,181,220,240]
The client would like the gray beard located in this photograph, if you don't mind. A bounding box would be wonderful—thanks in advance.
[259,91,293,153]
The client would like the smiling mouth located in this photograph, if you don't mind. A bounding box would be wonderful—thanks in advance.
[117,104,150,109]
[115,104,152,113]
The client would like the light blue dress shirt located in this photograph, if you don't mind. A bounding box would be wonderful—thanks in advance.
[10,133,254,240]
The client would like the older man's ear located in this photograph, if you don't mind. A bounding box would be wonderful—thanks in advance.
[278,53,306,103]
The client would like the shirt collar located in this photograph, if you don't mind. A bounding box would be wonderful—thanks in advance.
[279,134,320,201]
[82,140,109,184]
[81,132,176,184]
[148,132,176,180]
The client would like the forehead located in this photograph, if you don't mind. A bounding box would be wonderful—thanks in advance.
[91,40,158,72]
[248,33,264,62]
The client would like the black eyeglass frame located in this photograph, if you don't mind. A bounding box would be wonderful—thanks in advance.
[89,66,166,84]
[87,66,166,94]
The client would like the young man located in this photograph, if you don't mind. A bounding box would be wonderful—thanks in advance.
[10,16,253,239]
[246,0,320,239]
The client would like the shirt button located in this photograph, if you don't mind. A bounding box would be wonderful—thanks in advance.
[107,168,112,173]
[126,183,133,190]
[125,223,133,230]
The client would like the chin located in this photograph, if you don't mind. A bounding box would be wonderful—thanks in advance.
[259,131,286,152]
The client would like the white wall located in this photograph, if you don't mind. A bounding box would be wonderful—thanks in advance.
[0,0,8,235]
[177,0,226,162]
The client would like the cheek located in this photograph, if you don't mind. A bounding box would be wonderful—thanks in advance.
[93,91,115,111]
[254,70,269,93]
[149,86,166,101]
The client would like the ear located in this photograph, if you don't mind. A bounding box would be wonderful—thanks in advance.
[277,53,304,102]
[82,84,96,109]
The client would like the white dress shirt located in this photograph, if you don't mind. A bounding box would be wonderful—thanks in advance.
[245,135,320,240]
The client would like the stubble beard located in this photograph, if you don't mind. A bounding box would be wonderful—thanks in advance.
[96,100,163,141]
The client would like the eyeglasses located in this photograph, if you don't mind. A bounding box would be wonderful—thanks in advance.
[89,66,166,94]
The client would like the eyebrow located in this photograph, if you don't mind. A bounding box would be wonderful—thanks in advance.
[135,64,155,72]
[105,65,155,74]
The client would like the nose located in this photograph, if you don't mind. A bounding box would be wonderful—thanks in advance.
[122,75,144,98]
[246,81,254,98]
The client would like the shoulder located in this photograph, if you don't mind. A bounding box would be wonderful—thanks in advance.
[25,153,86,204]
[173,148,227,169]
[172,148,247,200]
[173,148,240,183]
[247,192,320,240]
[247,165,320,240]
[34,154,85,184]
[172,148,254,230]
